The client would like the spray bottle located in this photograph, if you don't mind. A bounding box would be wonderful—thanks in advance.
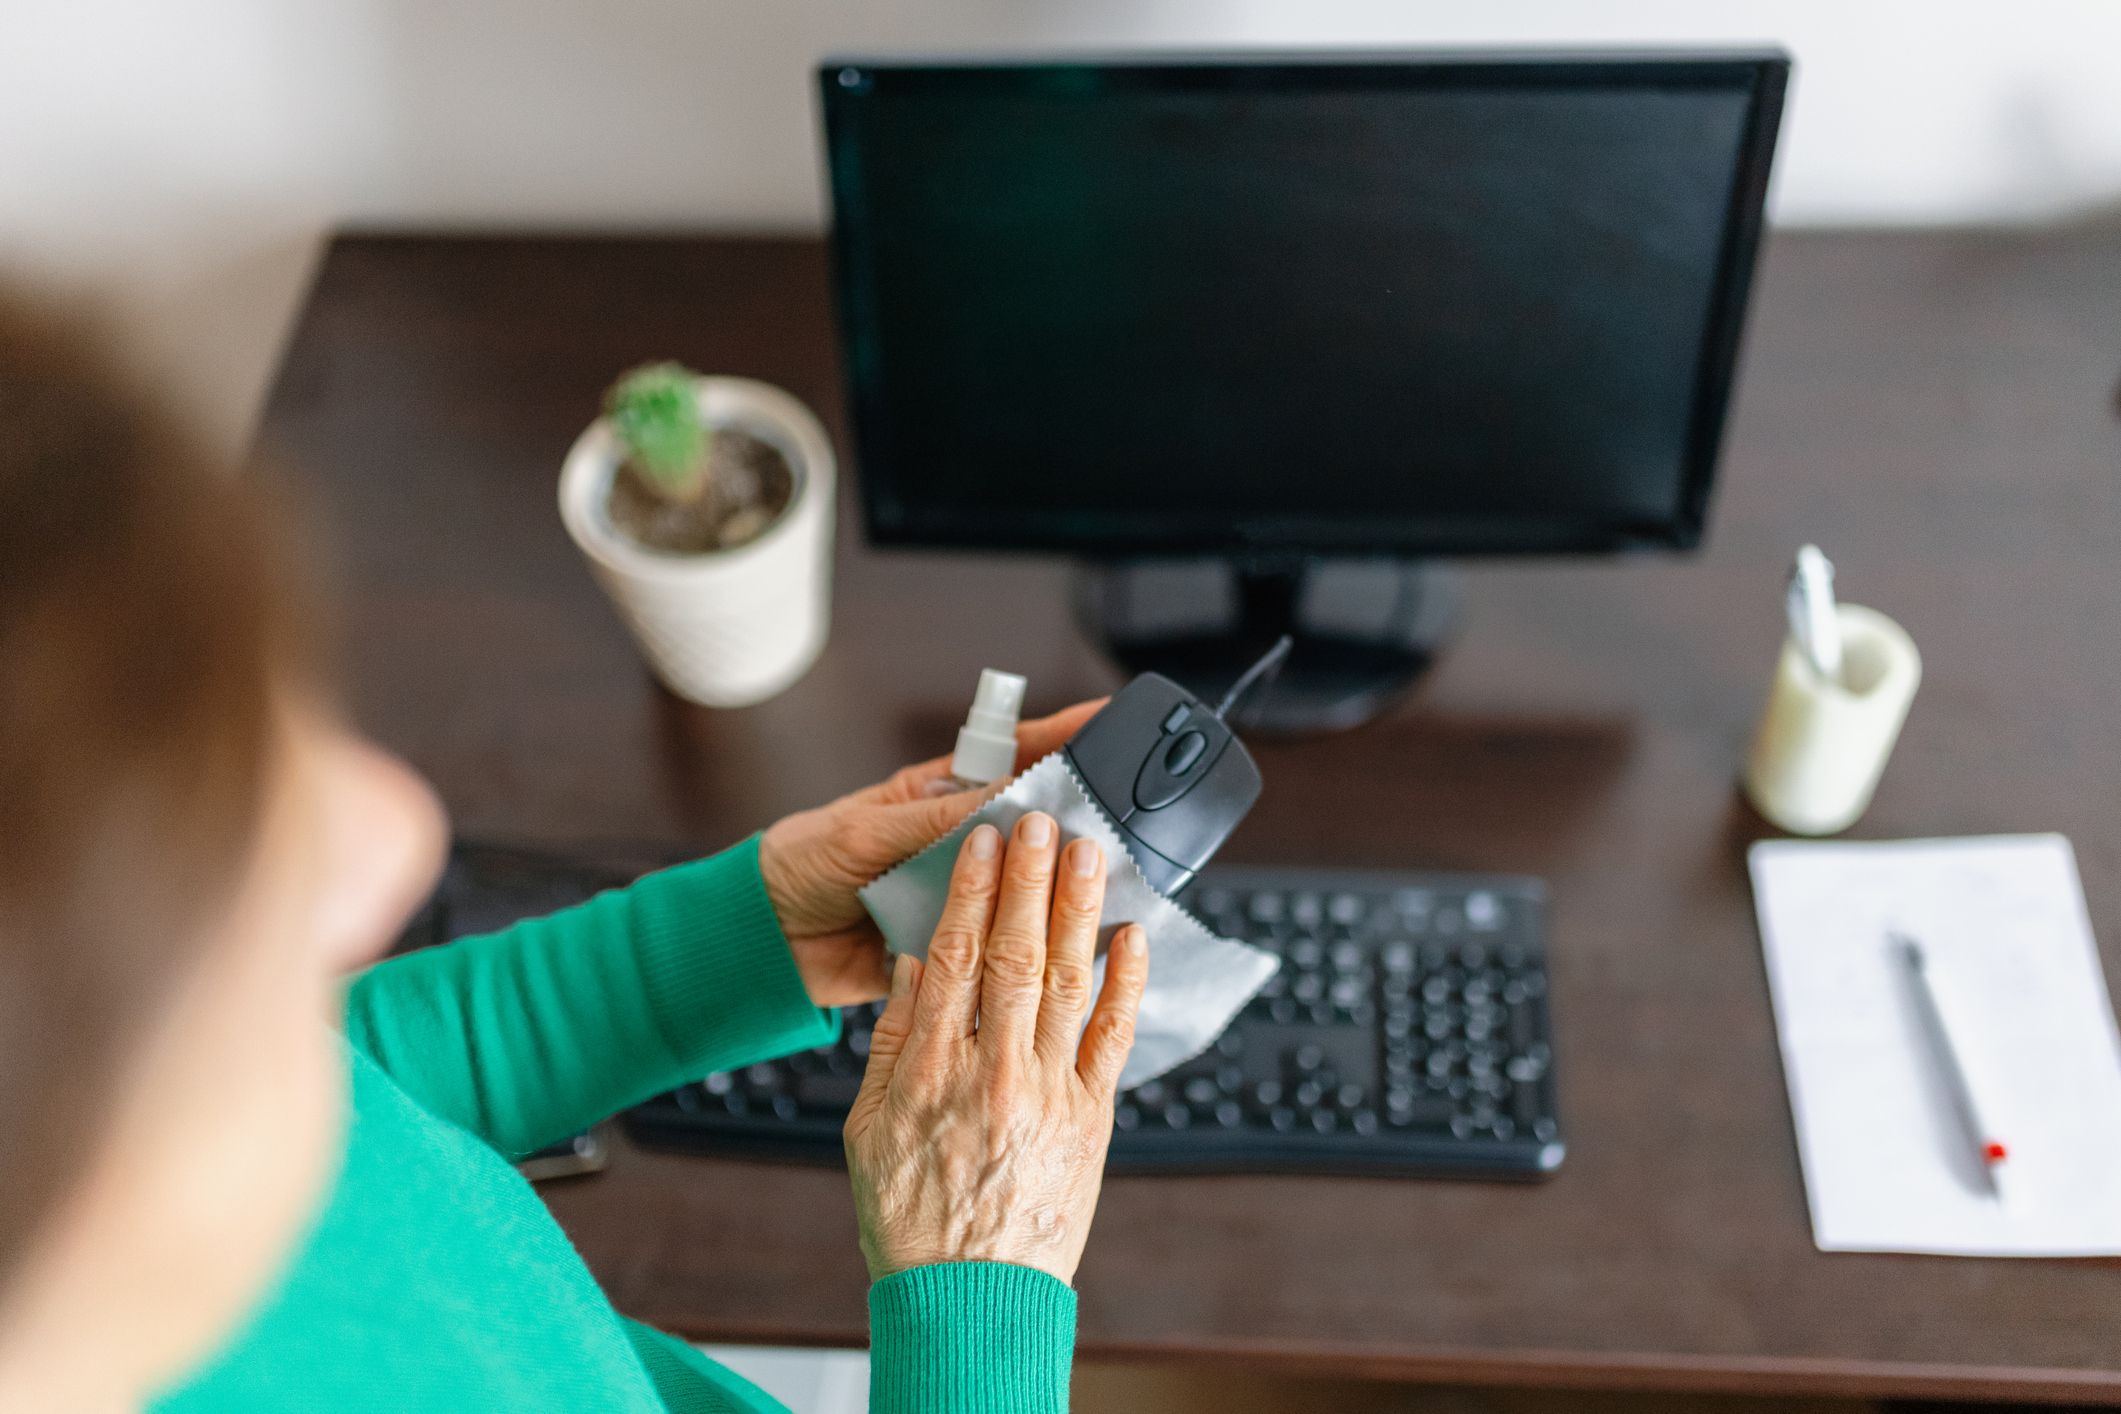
[947,669,1026,789]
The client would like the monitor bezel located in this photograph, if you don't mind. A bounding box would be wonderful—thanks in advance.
[820,50,1790,558]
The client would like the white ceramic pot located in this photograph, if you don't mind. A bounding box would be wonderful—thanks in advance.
[559,376,835,707]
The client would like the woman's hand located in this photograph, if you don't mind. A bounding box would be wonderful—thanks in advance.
[758,701,1104,1008]
[844,813,1148,1285]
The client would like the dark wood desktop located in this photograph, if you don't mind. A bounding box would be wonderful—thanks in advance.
[259,231,2121,1403]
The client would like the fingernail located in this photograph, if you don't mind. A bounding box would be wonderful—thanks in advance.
[968,823,1000,859]
[891,953,914,996]
[1118,925,1146,957]
[1066,838,1099,877]
[1020,812,1054,847]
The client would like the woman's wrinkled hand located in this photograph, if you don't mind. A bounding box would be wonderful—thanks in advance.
[758,700,1105,1008]
[844,812,1148,1286]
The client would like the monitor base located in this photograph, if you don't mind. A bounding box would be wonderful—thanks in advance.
[1075,559,1459,736]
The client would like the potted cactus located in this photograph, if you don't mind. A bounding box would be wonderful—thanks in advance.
[559,363,835,706]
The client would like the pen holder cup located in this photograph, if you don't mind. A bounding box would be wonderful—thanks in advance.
[1743,603,1921,837]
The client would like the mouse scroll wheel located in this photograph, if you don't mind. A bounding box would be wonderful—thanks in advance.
[1163,730,1208,775]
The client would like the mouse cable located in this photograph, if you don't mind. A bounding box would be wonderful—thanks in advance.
[1215,633,1295,723]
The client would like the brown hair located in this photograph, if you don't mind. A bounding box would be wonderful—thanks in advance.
[0,295,309,1290]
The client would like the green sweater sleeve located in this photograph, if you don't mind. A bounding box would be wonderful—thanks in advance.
[867,1262,1078,1413]
[345,835,839,1157]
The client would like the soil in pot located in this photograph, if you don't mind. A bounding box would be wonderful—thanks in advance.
[605,427,795,555]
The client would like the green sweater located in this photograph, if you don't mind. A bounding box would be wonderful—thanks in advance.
[152,837,1077,1412]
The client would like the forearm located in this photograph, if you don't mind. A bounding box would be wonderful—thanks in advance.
[867,1263,1077,1414]
[345,835,837,1155]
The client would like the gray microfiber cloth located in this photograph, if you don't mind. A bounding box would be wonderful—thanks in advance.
[859,751,1277,1088]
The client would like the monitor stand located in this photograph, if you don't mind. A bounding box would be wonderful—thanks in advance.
[1075,558,1458,735]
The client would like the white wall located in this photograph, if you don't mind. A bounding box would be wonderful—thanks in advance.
[7,0,2121,443]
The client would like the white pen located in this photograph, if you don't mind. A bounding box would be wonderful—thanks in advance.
[1785,543,1844,685]
[1893,931,2010,1203]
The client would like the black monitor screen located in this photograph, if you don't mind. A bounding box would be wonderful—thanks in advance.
[822,54,1786,555]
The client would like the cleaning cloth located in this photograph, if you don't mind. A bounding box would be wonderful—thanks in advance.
[859,751,1278,1088]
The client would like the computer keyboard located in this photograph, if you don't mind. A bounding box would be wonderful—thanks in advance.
[403,845,1561,1179]
[627,864,1564,1180]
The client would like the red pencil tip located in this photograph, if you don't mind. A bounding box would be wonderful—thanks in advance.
[1984,1142,2008,1164]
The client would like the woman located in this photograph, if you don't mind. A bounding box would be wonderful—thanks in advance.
[0,299,1147,1412]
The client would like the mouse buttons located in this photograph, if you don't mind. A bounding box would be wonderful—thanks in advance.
[1125,734,1263,887]
[1164,730,1207,773]
[1133,728,1221,811]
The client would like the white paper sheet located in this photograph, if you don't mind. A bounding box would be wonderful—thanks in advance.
[1750,834,2121,1255]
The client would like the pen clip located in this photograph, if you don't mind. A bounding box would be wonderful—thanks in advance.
[1786,544,1843,686]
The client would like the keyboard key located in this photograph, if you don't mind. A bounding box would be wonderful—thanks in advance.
[1512,1082,1541,1132]
[1389,1094,1455,1130]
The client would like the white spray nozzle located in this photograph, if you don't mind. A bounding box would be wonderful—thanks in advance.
[950,669,1027,786]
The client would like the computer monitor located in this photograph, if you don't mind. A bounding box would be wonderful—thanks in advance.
[820,52,1789,729]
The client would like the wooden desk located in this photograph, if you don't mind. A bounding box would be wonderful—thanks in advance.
[260,231,2121,1404]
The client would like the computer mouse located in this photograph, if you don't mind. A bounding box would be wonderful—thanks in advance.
[1063,672,1263,896]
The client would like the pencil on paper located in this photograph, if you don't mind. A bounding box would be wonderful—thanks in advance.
[1893,930,2009,1204]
